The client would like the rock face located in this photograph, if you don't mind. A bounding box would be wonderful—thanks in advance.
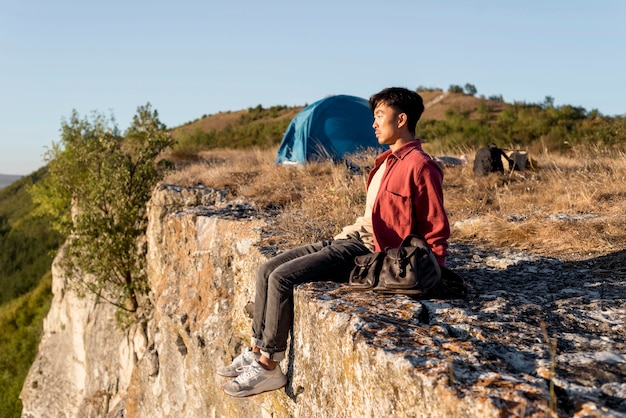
[19,250,140,418]
[21,185,626,417]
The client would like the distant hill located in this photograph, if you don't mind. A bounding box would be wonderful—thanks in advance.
[0,174,23,190]
[170,105,302,143]
[419,89,506,120]
[166,90,513,159]
[170,90,504,137]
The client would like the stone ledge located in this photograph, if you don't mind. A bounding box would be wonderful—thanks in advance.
[141,186,626,416]
[20,184,626,418]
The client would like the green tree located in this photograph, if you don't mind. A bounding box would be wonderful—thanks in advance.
[29,104,174,320]
[448,84,464,94]
[543,95,555,108]
[464,83,478,96]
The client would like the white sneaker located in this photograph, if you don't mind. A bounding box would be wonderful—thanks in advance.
[223,359,287,397]
[216,349,260,377]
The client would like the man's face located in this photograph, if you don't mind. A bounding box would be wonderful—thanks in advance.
[372,103,402,146]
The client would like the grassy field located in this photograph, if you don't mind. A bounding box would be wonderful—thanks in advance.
[164,145,626,262]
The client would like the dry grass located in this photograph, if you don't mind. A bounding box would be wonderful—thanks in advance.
[163,145,626,260]
[420,90,507,121]
[443,145,626,260]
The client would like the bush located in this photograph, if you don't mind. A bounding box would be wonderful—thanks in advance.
[0,171,62,304]
[464,83,478,96]
[0,273,53,417]
[448,85,464,94]
[29,104,174,318]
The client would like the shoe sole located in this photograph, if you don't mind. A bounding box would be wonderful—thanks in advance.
[222,381,287,397]
[216,370,241,377]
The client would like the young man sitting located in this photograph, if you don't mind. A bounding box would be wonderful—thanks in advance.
[218,87,450,397]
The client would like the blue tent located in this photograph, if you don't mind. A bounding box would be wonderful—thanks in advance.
[275,95,384,165]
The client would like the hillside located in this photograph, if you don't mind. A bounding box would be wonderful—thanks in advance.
[0,175,23,190]
[0,168,62,302]
[166,89,559,161]
[420,89,507,120]
[172,106,303,138]
[0,170,63,417]
[170,90,501,137]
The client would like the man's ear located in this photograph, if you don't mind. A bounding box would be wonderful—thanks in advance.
[397,112,408,129]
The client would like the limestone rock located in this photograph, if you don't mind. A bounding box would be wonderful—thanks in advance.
[20,185,626,417]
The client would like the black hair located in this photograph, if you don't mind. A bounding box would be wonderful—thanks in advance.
[369,87,424,135]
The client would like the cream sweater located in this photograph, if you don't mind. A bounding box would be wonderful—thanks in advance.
[333,159,387,251]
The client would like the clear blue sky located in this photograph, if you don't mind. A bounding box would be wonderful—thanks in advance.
[1,0,625,175]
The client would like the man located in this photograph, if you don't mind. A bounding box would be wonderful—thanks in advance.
[218,87,450,397]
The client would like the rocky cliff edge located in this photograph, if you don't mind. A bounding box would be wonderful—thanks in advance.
[20,184,626,417]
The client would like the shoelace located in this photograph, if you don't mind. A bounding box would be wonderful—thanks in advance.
[235,365,249,374]
[235,361,261,383]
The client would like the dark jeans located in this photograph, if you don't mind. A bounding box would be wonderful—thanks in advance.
[251,235,370,361]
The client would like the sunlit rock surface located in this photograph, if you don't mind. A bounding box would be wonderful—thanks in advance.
[21,185,626,417]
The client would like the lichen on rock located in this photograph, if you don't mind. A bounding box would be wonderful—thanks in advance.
[20,185,626,418]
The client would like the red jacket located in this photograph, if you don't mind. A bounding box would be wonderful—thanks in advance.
[368,140,450,266]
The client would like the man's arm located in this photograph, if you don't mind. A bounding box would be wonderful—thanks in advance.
[414,161,450,266]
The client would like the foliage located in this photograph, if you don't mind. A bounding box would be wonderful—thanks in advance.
[0,171,62,416]
[448,84,464,94]
[173,122,282,155]
[172,109,292,156]
[567,115,626,146]
[240,104,291,123]
[464,83,477,96]
[0,171,62,305]
[29,104,175,316]
[0,272,53,418]
[169,86,626,159]
[419,97,625,154]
